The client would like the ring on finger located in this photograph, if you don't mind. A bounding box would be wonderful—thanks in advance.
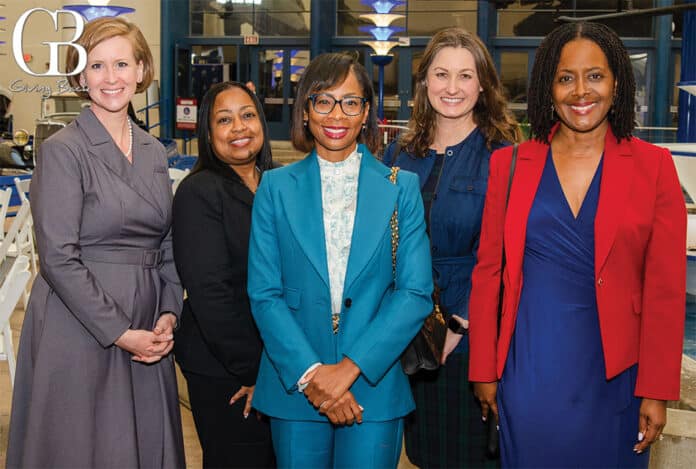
[319,400,328,409]
[659,434,664,441]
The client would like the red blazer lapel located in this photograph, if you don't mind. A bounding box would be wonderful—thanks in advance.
[595,128,634,275]
[504,139,548,291]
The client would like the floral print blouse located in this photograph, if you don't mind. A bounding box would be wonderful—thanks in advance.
[317,147,362,333]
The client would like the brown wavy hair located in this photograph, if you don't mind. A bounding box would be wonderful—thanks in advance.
[66,17,154,99]
[400,27,521,156]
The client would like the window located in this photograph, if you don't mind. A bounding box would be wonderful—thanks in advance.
[190,0,310,36]
[337,0,477,37]
[499,51,529,123]
[496,1,654,37]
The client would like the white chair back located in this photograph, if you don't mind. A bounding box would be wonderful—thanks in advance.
[14,177,30,203]
[6,179,37,278]
[0,187,12,241]
[0,202,30,263]
[0,254,31,387]
[169,168,190,194]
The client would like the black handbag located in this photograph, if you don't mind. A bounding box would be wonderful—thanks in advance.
[387,166,447,375]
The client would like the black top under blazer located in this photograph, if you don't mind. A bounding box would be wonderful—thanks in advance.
[172,166,263,385]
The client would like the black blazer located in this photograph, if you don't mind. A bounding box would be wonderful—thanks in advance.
[172,167,262,385]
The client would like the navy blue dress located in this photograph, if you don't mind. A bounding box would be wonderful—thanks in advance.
[498,152,648,468]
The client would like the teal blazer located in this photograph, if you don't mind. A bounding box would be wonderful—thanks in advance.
[248,145,433,422]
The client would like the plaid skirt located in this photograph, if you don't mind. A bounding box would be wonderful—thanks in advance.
[404,348,500,469]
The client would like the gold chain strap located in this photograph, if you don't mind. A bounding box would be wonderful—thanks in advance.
[389,167,400,278]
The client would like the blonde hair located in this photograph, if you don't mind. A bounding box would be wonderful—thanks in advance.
[66,17,154,99]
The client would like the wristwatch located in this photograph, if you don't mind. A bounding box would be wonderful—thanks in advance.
[448,316,468,335]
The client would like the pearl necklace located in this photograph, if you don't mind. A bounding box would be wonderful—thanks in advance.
[125,118,133,157]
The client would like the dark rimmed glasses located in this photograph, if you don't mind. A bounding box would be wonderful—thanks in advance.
[308,93,368,116]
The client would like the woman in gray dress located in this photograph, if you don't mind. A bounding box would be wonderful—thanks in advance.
[6,17,185,468]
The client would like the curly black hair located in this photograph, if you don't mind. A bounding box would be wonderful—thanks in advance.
[528,22,635,143]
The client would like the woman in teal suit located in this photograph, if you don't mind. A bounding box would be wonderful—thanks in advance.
[247,52,433,468]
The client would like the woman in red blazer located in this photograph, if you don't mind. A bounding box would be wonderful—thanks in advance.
[469,22,685,467]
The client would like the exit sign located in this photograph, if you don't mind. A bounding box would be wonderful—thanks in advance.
[243,35,259,45]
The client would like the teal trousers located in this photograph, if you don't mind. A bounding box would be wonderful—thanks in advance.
[270,417,404,468]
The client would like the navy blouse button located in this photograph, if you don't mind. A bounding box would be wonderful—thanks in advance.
[344,298,352,308]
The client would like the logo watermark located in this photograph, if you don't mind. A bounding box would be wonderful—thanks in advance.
[9,78,88,98]
[12,8,87,77]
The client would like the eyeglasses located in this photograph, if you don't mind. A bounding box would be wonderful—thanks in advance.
[308,93,368,116]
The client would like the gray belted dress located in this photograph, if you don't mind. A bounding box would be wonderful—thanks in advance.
[6,108,185,468]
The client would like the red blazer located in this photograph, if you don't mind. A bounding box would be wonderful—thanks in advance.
[468,125,686,401]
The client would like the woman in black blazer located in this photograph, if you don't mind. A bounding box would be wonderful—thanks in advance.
[172,81,275,468]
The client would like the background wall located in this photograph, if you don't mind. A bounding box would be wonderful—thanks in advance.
[0,0,161,136]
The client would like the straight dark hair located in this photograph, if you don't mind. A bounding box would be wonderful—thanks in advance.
[192,81,273,176]
[528,22,636,143]
[290,52,380,155]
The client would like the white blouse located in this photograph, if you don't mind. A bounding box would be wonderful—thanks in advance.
[317,147,362,333]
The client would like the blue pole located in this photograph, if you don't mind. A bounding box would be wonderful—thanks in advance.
[677,0,696,142]
[378,63,385,119]
[652,0,672,134]
[371,55,393,120]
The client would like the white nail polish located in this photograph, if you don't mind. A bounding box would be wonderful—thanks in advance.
[638,432,644,442]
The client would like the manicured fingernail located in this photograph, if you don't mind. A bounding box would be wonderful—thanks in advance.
[637,450,643,454]
[496,425,500,431]
[482,416,487,422]
[244,413,249,419]
[638,432,644,441]
[359,405,364,410]
[229,400,235,404]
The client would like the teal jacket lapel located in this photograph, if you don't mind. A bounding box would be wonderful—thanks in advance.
[283,151,330,289]
[343,146,398,292]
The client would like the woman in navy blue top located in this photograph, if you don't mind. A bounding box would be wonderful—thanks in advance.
[382,27,521,468]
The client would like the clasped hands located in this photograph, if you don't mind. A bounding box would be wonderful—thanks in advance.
[302,357,363,426]
[114,313,177,363]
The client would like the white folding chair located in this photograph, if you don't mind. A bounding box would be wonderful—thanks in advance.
[0,254,31,388]
[0,204,32,386]
[11,177,37,276]
[0,187,12,241]
[0,202,30,264]
[1,202,34,308]
[13,177,30,204]
[168,168,190,194]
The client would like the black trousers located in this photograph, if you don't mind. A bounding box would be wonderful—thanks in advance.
[183,371,275,468]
